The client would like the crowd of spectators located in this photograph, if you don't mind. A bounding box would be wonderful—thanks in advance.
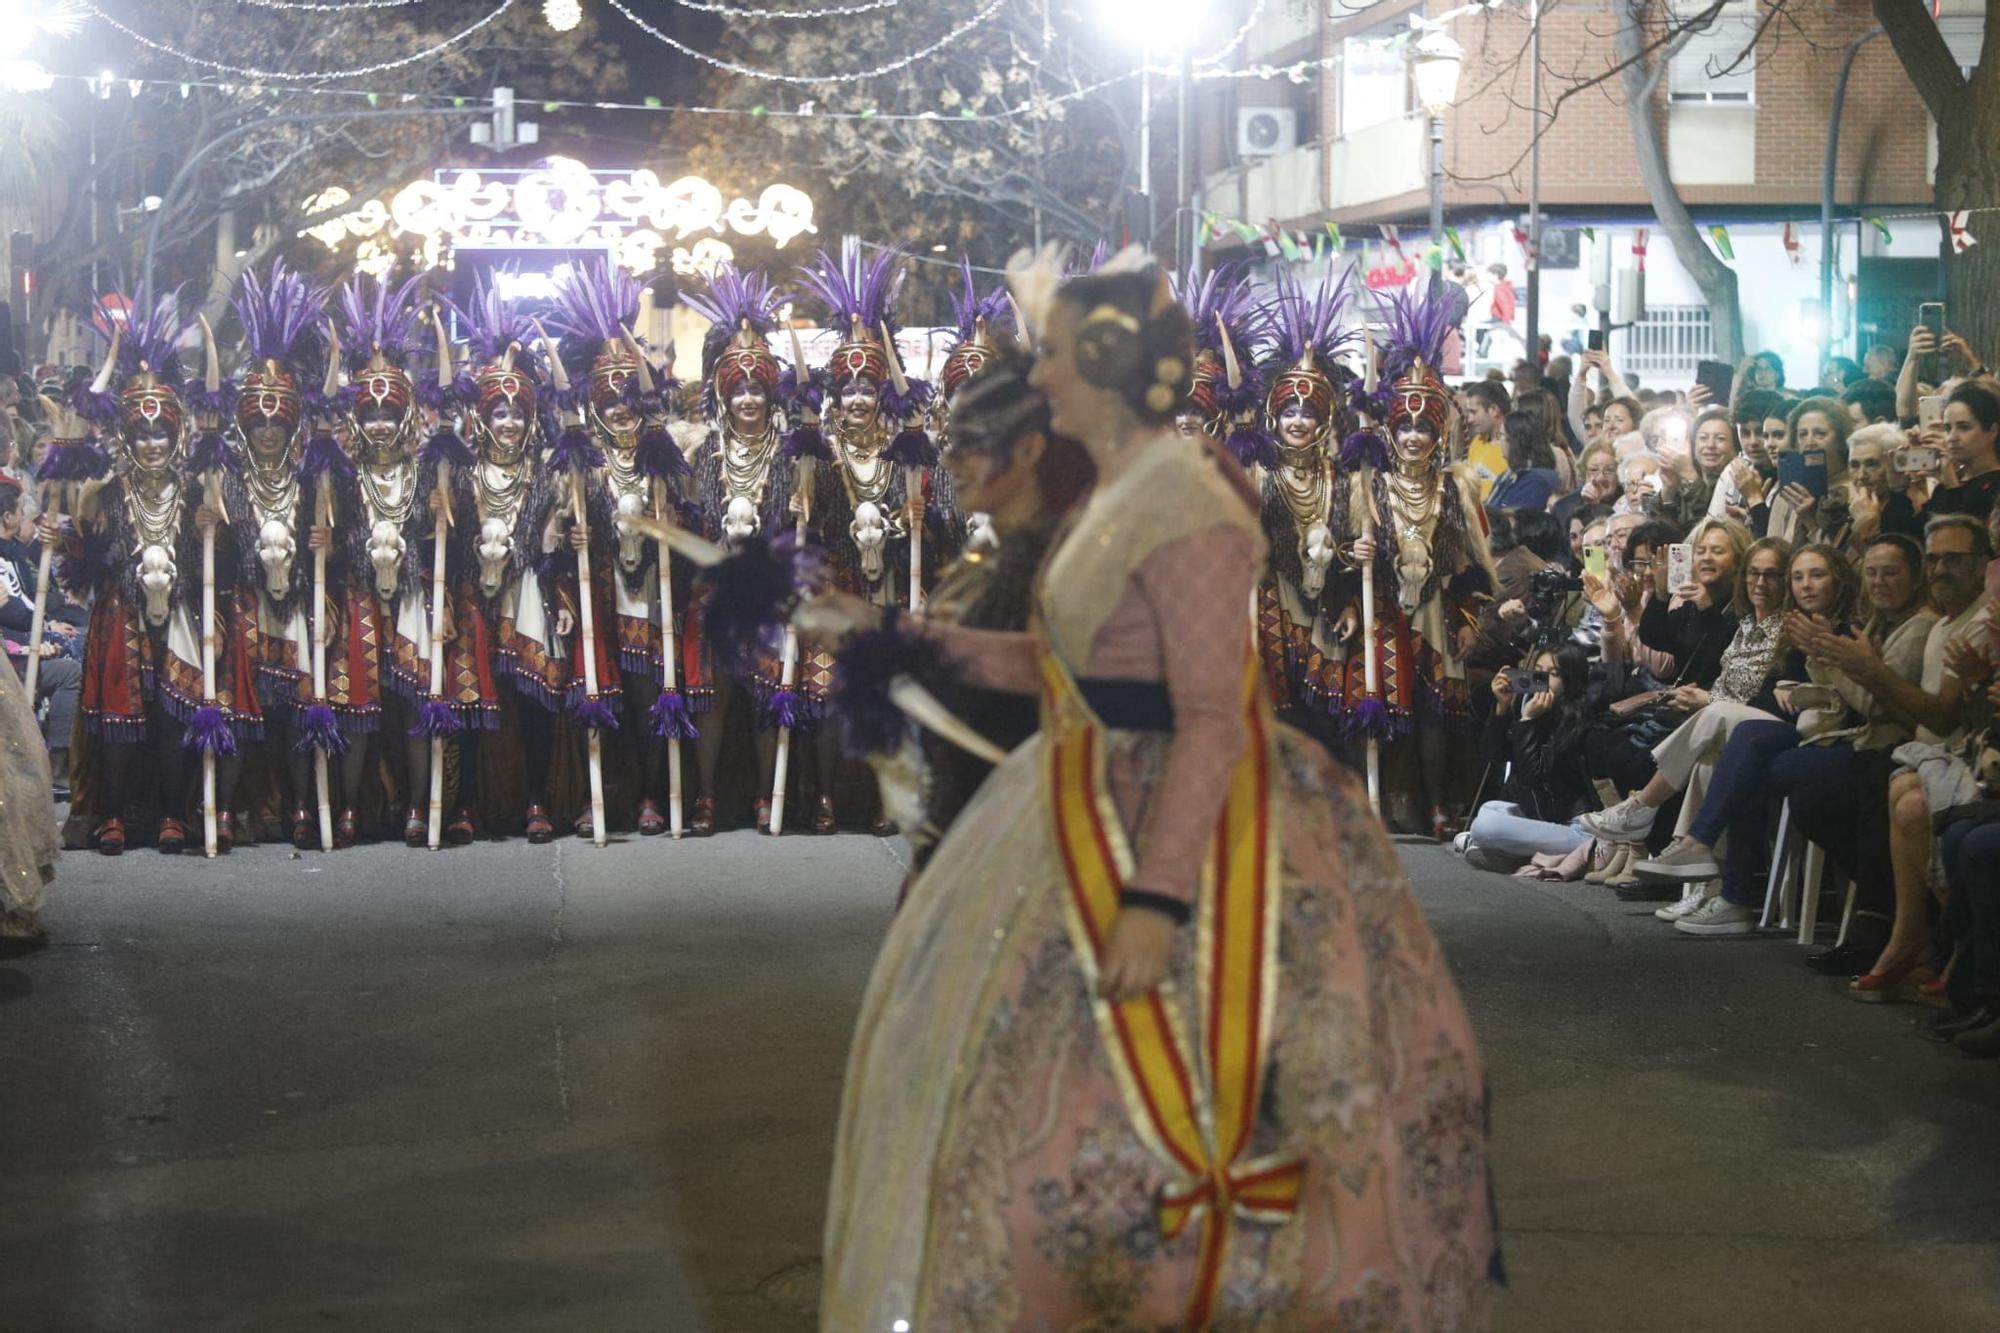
[1453,329,2000,1057]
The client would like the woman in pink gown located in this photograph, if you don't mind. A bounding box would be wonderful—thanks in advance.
[818,256,1496,1329]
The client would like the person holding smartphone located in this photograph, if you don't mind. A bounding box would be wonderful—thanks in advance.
[1880,381,2000,538]
[1456,642,1597,876]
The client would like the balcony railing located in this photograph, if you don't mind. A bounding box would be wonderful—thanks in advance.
[1618,306,1717,381]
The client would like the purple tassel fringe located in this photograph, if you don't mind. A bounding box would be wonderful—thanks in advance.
[183,704,238,756]
[761,688,803,731]
[650,689,700,740]
[1343,695,1394,742]
[408,697,463,737]
[294,701,351,756]
[574,695,620,732]
[884,428,938,469]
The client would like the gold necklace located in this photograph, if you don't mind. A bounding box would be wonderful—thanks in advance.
[359,455,415,528]
[1384,461,1441,543]
[722,421,780,507]
[124,466,183,551]
[245,439,300,528]
[1272,438,1331,534]
[833,419,894,507]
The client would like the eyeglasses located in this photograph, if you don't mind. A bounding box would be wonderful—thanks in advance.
[1745,568,1786,582]
[1626,558,1656,572]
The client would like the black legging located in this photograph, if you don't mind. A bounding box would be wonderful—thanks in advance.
[519,692,555,807]
[694,676,777,819]
[619,666,664,804]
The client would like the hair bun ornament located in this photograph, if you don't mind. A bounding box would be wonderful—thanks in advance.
[1145,383,1175,414]
[1155,355,1185,386]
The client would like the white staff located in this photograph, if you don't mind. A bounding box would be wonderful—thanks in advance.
[880,321,926,612]
[424,313,454,851]
[311,485,336,852]
[618,324,688,839]
[537,320,608,847]
[195,316,225,859]
[1359,325,1382,814]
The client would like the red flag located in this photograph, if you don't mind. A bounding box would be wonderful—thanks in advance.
[1632,227,1649,274]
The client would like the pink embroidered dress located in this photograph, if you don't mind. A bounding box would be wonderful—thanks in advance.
[822,431,1495,1329]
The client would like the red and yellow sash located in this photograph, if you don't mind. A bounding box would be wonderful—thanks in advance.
[1041,649,1300,1327]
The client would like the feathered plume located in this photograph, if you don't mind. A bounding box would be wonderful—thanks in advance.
[234,258,331,378]
[798,237,908,343]
[73,286,192,424]
[1175,263,1270,418]
[1374,280,1461,386]
[1266,267,1357,372]
[684,263,785,378]
[445,271,541,366]
[299,431,355,484]
[650,688,700,741]
[293,702,350,757]
[830,624,951,758]
[336,272,428,374]
[35,437,112,483]
[946,255,1014,346]
[548,257,645,387]
[699,533,823,672]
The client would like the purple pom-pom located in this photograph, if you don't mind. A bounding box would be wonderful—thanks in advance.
[184,429,233,478]
[650,688,700,740]
[419,427,473,469]
[700,533,820,670]
[883,428,938,469]
[408,696,463,737]
[831,624,951,757]
[1225,424,1278,470]
[293,701,351,756]
[879,379,932,420]
[35,439,112,483]
[634,426,690,481]
[69,383,121,426]
[300,431,355,482]
[1213,369,1266,418]
[761,687,803,731]
[181,378,238,418]
[547,424,604,475]
[783,422,829,461]
[1339,429,1390,472]
[183,704,238,756]
[1343,695,1393,742]
[575,694,620,732]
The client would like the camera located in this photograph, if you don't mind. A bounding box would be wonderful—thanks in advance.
[1528,565,1583,608]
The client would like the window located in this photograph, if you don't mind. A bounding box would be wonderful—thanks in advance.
[1668,8,1759,105]
[1341,19,1411,135]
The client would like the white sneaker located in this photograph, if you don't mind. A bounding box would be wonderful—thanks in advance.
[1579,795,1658,840]
[1633,837,1721,882]
[1673,896,1755,936]
[1654,882,1715,922]
[1452,831,1473,856]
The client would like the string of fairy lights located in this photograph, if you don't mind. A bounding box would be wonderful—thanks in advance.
[57,0,1271,102]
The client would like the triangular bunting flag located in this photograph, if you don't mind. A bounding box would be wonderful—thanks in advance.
[1868,216,1892,244]
[1781,222,1803,267]
[1380,224,1403,257]
[1444,226,1465,261]
[1325,222,1342,249]
[1632,227,1649,273]
[1709,224,1735,261]
[1582,226,1596,243]
[1947,210,1978,254]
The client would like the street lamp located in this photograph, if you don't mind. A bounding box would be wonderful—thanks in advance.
[1409,28,1462,270]
[1098,0,1203,270]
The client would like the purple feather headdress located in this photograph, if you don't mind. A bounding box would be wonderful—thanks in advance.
[92,284,192,383]
[1265,268,1357,372]
[445,272,541,367]
[548,257,646,384]
[798,237,907,343]
[685,264,784,368]
[1175,264,1269,418]
[336,272,428,373]
[233,258,330,378]
[947,256,1014,345]
[1374,280,1461,385]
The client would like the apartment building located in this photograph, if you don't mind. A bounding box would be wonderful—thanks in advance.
[1195,0,1976,385]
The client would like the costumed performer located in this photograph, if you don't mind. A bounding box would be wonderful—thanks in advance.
[815,251,1496,1328]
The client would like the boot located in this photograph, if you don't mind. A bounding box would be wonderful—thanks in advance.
[1585,841,1628,885]
[1604,841,1645,888]
[688,796,716,838]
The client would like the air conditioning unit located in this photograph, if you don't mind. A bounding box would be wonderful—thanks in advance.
[1237,106,1298,158]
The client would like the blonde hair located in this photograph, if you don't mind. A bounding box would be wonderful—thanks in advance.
[1686,516,1756,615]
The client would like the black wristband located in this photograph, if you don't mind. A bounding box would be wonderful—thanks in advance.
[1119,887,1191,925]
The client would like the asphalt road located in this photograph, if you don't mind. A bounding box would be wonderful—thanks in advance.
[3,828,1997,1331]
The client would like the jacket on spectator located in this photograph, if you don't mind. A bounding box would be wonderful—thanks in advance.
[1482,704,1592,825]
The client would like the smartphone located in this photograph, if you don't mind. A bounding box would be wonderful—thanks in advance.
[1777,446,1829,500]
[1502,668,1552,698]
[1666,542,1693,591]
[1694,358,1735,405]
[1587,328,1605,353]
[1918,394,1945,427]
[1583,544,1609,581]
[1919,301,1946,384]
[1894,443,1943,474]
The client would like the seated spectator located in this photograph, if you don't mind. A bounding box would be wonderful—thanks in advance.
[1821,355,1862,395]
[1554,442,1618,531]
[1932,766,2000,1054]
[1842,377,1897,426]
[1768,395,1854,547]
[1777,514,1993,993]
[1640,404,1692,475]
[1487,408,1560,515]
[1581,537,1806,911]
[1565,500,1615,570]
[1460,642,1596,875]
[1673,407,1737,528]
[1881,381,2000,538]
[1863,343,1900,383]
[1472,509,1576,668]
[1614,450,1671,518]
[1843,422,1901,552]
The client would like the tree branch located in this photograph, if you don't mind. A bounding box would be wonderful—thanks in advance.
[1873,0,1965,121]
